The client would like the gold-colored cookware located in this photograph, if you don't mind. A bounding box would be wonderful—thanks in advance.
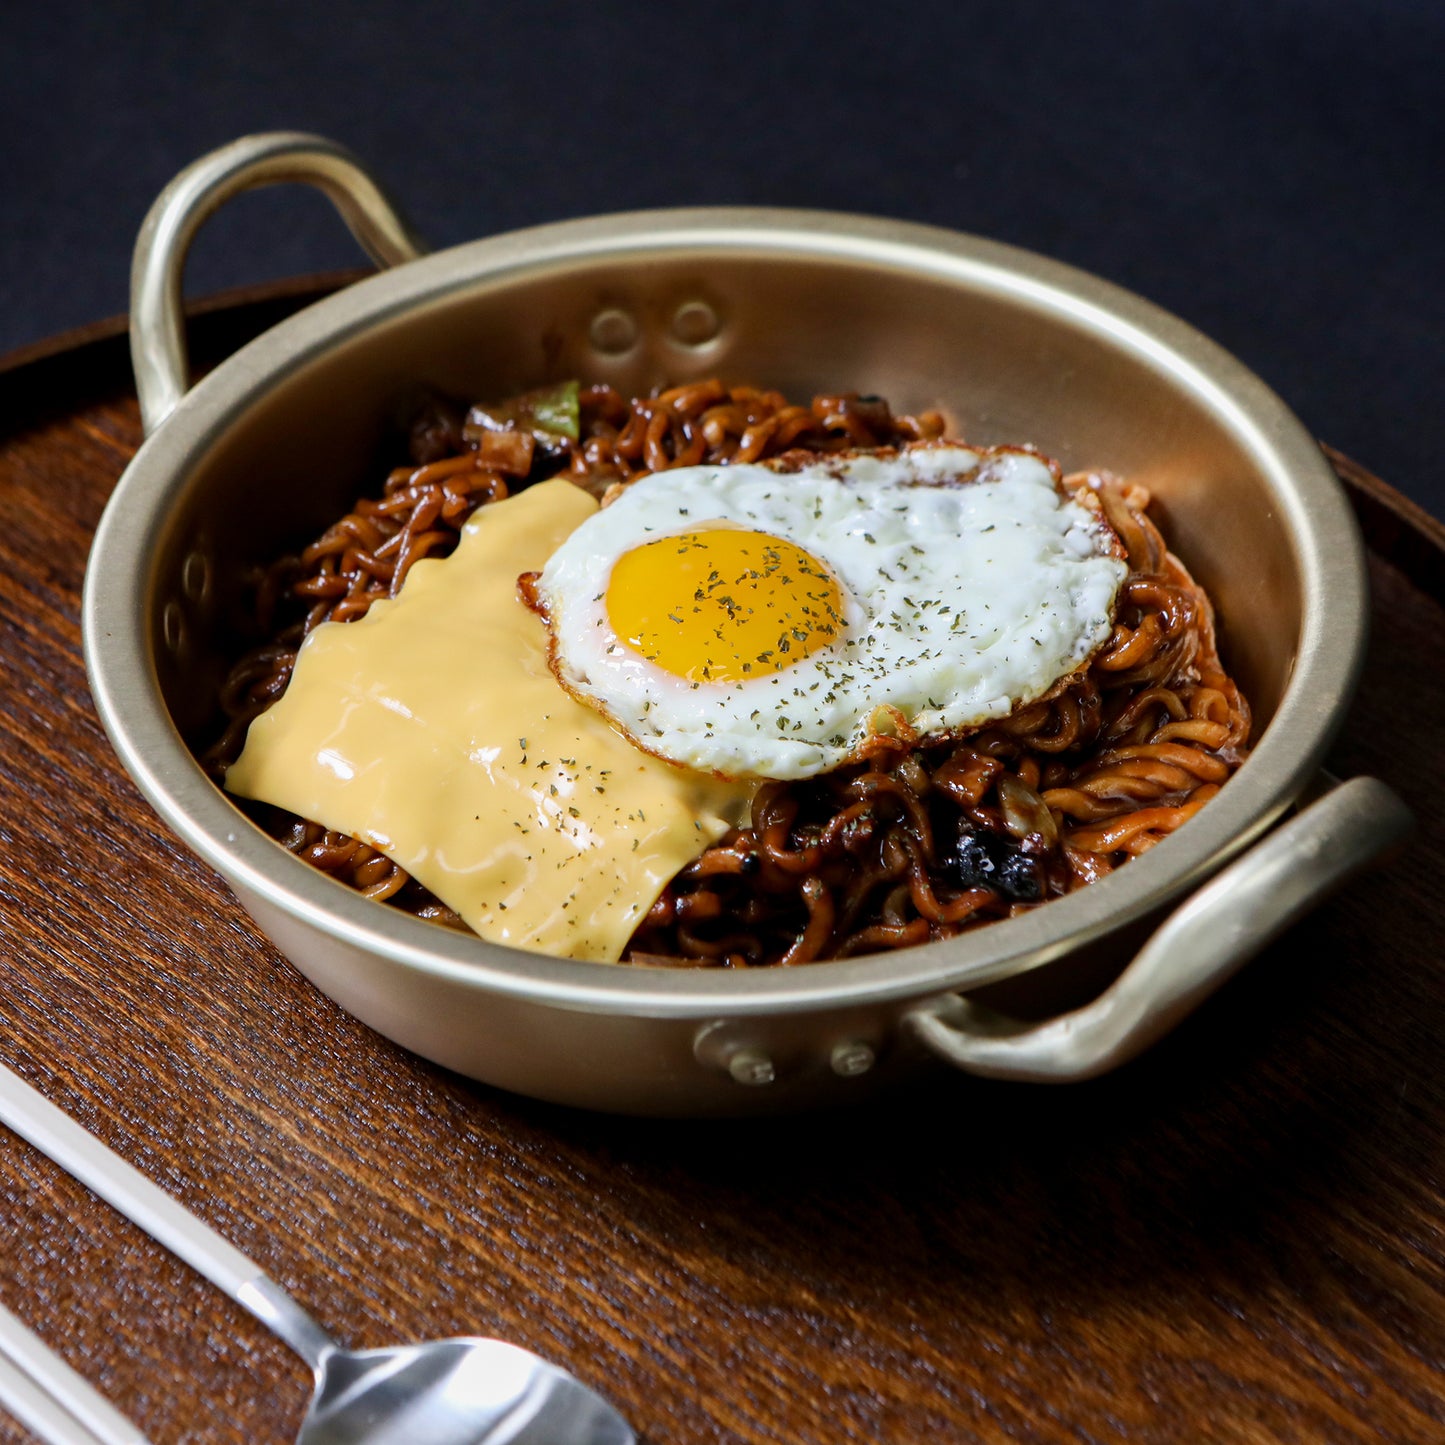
[83,133,1410,1115]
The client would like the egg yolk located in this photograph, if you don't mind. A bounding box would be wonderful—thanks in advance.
[605,528,848,684]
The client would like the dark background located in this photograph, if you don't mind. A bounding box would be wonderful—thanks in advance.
[4,0,1442,514]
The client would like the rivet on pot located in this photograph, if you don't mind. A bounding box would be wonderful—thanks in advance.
[728,1048,776,1087]
[181,549,210,603]
[694,1021,778,1085]
[670,299,720,347]
[162,599,186,656]
[588,308,638,356]
[830,1040,876,1077]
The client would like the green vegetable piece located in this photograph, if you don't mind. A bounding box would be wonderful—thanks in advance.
[465,380,580,444]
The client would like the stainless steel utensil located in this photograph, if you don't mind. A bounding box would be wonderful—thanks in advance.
[0,1299,149,1445]
[0,1062,634,1444]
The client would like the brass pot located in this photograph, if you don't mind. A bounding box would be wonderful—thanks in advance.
[83,133,1409,1115]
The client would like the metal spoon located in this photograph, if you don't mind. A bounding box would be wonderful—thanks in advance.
[0,1059,635,1444]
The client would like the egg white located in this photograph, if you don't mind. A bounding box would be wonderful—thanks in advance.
[533,444,1128,780]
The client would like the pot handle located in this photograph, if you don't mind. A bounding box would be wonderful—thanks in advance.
[130,131,427,436]
[905,774,1411,1082]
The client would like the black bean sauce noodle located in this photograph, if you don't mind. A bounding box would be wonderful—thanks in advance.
[207,379,1250,966]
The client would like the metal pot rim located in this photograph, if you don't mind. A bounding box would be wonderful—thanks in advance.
[84,204,1366,1021]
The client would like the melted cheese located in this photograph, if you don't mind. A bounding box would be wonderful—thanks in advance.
[225,479,754,962]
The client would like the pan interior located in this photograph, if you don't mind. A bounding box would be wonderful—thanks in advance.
[119,224,1332,1015]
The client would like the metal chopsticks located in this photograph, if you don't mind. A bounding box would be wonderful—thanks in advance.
[0,1300,149,1445]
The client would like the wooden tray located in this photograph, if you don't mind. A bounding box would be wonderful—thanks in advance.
[2,288,1443,1445]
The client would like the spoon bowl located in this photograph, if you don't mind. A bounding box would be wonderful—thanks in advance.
[301,1339,633,1445]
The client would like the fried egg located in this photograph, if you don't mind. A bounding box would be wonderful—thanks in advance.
[531,444,1128,780]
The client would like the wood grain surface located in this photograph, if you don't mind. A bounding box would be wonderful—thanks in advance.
[1,297,1443,1444]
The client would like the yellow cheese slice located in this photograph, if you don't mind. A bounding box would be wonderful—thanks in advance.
[226,479,752,962]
